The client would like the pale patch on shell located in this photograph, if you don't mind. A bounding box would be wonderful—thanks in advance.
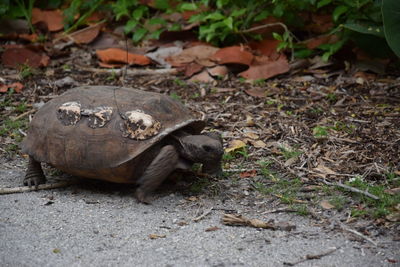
[81,106,113,128]
[57,101,81,126]
[121,110,161,140]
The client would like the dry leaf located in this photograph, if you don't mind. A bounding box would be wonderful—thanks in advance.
[239,54,289,80]
[70,23,103,44]
[96,48,151,66]
[225,140,246,153]
[245,87,266,97]
[212,46,253,66]
[320,200,334,210]
[149,234,166,239]
[222,214,295,231]
[188,69,215,83]
[249,39,280,58]
[313,164,338,178]
[166,45,219,67]
[207,65,228,77]
[2,47,50,68]
[251,140,267,148]
[240,170,257,178]
[0,82,24,93]
[31,8,64,32]
[244,132,259,139]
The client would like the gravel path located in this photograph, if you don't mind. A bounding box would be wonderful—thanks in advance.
[1,167,399,267]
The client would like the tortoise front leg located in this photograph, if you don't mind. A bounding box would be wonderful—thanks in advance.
[24,156,46,189]
[135,145,179,204]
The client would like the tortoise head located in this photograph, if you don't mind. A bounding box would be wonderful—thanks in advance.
[177,132,223,176]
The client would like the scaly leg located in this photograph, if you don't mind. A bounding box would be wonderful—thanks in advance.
[135,145,178,204]
[24,156,46,189]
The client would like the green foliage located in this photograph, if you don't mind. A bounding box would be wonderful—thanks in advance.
[382,0,400,57]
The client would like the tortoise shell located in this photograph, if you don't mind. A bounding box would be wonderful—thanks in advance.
[21,86,205,182]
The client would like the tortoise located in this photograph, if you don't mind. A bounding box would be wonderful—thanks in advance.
[21,86,223,203]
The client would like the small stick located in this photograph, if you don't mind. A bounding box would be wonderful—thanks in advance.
[77,66,178,76]
[0,181,77,194]
[193,207,213,222]
[322,180,379,200]
[340,224,378,246]
[283,247,338,266]
[11,109,36,121]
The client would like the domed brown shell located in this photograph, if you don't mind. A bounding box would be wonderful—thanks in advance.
[21,86,205,176]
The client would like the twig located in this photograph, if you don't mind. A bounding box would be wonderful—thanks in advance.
[11,109,36,121]
[0,181,77,194]
[283,247,338,266]
[322,180,380,200]
[193,207,213,222]
[340,224,378,246]
[77,66,178,76]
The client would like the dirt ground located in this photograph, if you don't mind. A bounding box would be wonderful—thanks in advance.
[1,45,399,266]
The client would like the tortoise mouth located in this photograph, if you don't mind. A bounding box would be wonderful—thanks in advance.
[202,162,223,176]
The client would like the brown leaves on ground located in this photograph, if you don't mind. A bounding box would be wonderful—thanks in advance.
[1,46,50,68]
[0,82,24,93]
[31,8,64,32]
[69,23,103,44]
[239,54,290,80]
[96,48,151,67]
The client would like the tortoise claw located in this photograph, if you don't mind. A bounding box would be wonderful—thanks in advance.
[135,189,152,204]
[23,173,46,189]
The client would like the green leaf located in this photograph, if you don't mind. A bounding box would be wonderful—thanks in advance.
[294,49,313,58]
[223,17,233,29]
[154,0,169,10]
[317,0,332,9]
[132,6,147,20]
[231,8,247,18]
[382,0,400,57]
[149,28,164,40]
[124,19,138,33]
[332,5,348,22]
[148,17,166,25]
[217,0,229,9]
[132,27,148,43]
[272,32,283,41]
[180,3,197,11]
[344,23,384,38]
[254,10,270,22]
[169,23,181,31]
[205,12,225,21]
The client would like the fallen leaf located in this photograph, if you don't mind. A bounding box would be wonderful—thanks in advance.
[222,214,295,231]
[225,140,246,153]
[239,54,289,80]
[305,35,339,49]
[207,65,228,77]
[184,62,204,77]
[313,164,338,178]
[188,69,215,83]
[166,45,219,67]
[245,87,267,97]
[244,132,259,139]
[320,200,334,209]
[0,82,24,93]
[146,46,183,67]
[31,8,64,32]
[96,48,151,66]
[384,187,400,195]
[149,234,166,239]
[212,46,253,66]
[52,248,61,253]
[2,47,50,68]
[249,39,280,58]
[70,23,103,44]
[250,140,267,148]
[240,170,257,178]
[205,226,220,232]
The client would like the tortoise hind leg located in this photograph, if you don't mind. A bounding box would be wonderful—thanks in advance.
[24,156,46,189]
[135,145,179,204]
